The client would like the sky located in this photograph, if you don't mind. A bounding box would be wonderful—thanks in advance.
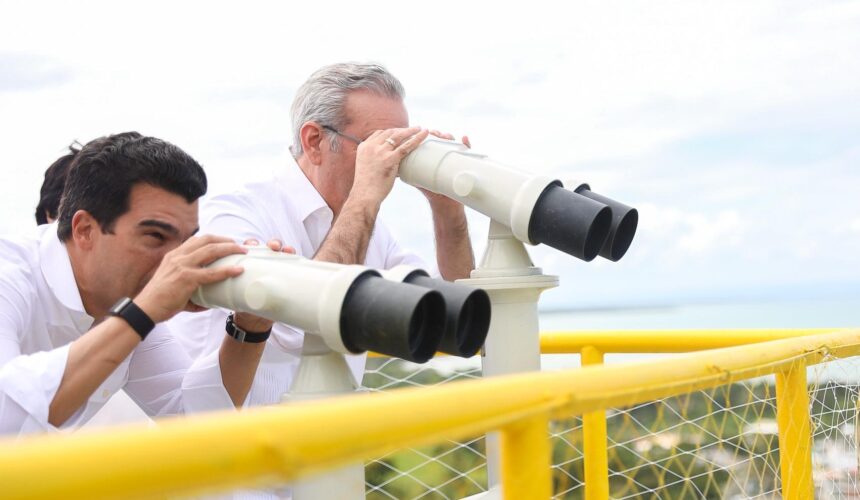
[1,0,858,309]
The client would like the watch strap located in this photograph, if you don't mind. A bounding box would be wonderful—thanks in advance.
[109,297,155,341]
[225,313,271,343]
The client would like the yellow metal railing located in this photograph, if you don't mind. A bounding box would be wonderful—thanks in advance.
[540,328,836,353]
[0,328,853,499]
[545,328,834,500]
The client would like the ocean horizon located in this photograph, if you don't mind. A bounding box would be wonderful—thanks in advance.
[536,296,860,373]
[539,296,860,331]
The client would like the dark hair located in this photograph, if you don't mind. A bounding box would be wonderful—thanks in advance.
[56,132,208,241]
[36,143,80,225]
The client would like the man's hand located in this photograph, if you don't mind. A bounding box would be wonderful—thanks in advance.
[315,126,428,266]
[351,126,429,207]
[233,239,296,333]
[134,235,247,324]
[420,130,471,212]
[419,130,475,280]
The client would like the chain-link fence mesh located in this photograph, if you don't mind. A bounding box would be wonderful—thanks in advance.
[363,353,860,499]
[364,356,485,500]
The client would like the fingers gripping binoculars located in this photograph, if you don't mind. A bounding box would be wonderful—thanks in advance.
[400,139,638,262]
[191,249,490,363]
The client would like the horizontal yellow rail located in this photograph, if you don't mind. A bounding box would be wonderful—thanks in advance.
[0,328,855,499]
[540,328,836,353]
[367,328,836,357]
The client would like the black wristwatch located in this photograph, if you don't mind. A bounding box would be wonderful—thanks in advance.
[108,297,155,341]
[226,313,272,343]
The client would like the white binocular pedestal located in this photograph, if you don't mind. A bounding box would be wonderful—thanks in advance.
[192,247,492,500]
[288,333,367,499]
[400,138,637,494]
[192,249,433,499]
[459,221,558,487]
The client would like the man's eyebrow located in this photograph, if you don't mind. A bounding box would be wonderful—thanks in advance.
[138,219,180,235]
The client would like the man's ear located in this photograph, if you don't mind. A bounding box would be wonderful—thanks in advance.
[300,122,325,166]
[70,210,99,251]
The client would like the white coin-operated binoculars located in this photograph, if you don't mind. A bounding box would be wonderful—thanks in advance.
[192,248,491,498]
[400,138,638,263]
[399,138,639,488]
[192,249,491,362]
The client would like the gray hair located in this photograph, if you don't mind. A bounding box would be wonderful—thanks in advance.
[290,62,405,157]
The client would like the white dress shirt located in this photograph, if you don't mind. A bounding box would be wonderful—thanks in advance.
[171,158,427,406]
[0,224,233,437]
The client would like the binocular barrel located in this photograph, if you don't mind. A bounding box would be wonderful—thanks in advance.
[575,185,639,262]
[528,183,612,262]
[400,139,638,262]
[385,267,491,358]
[191,249,448,363]
[340,274,445,363]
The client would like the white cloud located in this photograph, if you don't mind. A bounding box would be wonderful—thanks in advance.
[1,0,858,304]
[633,204,748,256]
[677,211,745,254]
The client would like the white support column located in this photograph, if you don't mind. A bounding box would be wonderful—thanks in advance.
[286,333,366,500]
[458,221,558,487]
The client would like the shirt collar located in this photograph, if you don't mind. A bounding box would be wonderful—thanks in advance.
[38,223,88,315]
[277,156,331,223]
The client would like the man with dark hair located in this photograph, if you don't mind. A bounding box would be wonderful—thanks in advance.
[35,143,79,225]
[0,132,271,435]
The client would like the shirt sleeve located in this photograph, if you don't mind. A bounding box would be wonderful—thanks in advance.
[169,309,228,362]
[124,323,233,417]
[377,222,434,275]
[200,194,273,245]
[180,344,235,413]
[0,268,69,436]
[0,342,71,436]
[245,336,301,406]
[174,309,247,413]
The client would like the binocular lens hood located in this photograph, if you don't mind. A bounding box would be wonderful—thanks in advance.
[528,183,613,262]
[340,274,445,363]
[575,187,639,262]
[406,275,491,358]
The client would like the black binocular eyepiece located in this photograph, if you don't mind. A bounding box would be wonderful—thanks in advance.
[528,182,638,262]
[405,275,491,358]
[575,186,638,262]
[339,274,445,363]
[338,271,492,363]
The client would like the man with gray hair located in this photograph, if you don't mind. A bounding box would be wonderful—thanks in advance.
[172,62,475,406]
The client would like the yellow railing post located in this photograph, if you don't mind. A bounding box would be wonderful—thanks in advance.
[500,414,552,499]
[775,363,814,499]
[581,346,609,500]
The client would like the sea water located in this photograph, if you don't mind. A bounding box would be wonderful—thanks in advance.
[538,296,860,371]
